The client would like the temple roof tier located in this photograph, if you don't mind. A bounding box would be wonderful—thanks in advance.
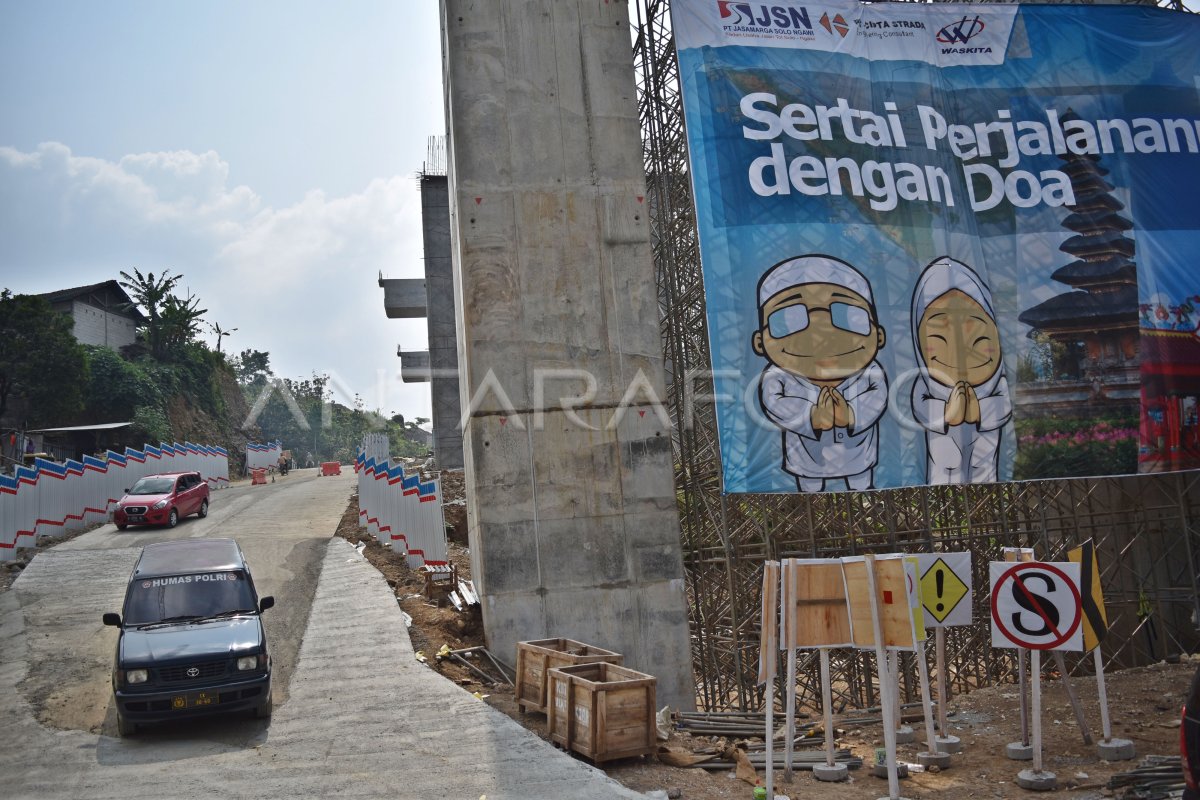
[1018,283,1138,330]
[1061,211,1134,234]
[1068,190,1124,214]
[1060,159,1110,180]
[1060,230,1136,259]
[1050,256,1137,286]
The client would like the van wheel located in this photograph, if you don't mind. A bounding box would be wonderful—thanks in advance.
[167,509,179,528]
[254,692,273,719]
[198,499,209,519]
[117,712,137,737]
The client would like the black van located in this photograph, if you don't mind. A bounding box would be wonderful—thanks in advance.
[103,538,274,736]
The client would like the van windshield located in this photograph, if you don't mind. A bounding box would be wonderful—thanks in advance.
[124,571,257,626]
[129,478,175,495]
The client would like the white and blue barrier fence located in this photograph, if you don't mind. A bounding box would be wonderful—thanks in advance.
[246,441,283,471]
[0,441,230,561]
[354,452,447,568]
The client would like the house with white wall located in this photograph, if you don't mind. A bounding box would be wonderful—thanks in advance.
[37,280,146,350]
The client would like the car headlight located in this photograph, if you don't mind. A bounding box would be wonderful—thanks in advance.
[237,656,259,671]
[152,499,169,510]
[126,669,149,684]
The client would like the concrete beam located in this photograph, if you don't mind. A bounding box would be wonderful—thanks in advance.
[398,349,431,383]
[379,277,428,319]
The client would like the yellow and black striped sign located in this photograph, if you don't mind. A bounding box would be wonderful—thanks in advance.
[1067,540,1109,652]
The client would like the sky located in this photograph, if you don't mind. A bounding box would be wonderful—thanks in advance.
[0,0,444,422]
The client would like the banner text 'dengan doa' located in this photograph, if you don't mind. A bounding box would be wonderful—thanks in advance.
[674,0,1200,493]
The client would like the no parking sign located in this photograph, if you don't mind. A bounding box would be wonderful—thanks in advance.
[989,561,1084,652]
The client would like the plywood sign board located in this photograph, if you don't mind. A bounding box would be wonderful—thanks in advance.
[1003,546,1036,563]
[843,555,919,651]
[904,555,927,644]
[758,561,780,685]
[781,558,852,649]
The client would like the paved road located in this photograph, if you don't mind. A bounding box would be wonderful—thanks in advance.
[0,469,644,799]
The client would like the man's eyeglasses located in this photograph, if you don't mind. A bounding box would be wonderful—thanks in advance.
[767,302,873,338]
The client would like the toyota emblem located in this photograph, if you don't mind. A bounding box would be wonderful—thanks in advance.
[186,667,199,678]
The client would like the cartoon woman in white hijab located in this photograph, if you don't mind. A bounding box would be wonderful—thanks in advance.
[910,257,1012,484]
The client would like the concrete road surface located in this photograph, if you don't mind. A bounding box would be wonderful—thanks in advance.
[0,469,645,799]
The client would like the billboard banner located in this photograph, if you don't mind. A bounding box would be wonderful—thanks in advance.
[674,0,1200,493]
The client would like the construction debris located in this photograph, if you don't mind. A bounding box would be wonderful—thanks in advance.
[1105,755,1185,799]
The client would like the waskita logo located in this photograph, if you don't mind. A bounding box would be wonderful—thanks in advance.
[717,2,813,32]
[936,15,991,53]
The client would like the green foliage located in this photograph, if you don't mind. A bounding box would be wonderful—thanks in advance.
[245,372,430,464]
[83,346,164,421]
[129,405,172,443]
[0,289,89,425]
[231,348,272,386]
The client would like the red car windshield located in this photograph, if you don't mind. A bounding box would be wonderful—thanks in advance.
[124,571,256,625]
[129,478,175,495]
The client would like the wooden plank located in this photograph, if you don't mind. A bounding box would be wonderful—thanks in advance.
[843,555,917,650]
[785,559,852,648]
[758,561,780,684]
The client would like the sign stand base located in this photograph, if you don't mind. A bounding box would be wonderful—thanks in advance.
[872,762,909,779]
[1016,769,1057,791]
[935,735,962,754]
[1005,741,1033,760]
[917,751,952,769]
[1097,738,1136,761]
[894,724,916,744]
[814,763,849,782]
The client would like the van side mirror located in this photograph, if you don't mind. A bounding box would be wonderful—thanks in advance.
[102,613,122,627]
[259,596,275,612]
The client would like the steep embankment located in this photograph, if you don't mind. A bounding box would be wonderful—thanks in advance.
[165,365,257,473]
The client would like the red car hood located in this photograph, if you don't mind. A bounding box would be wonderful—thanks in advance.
[119,493,171,506]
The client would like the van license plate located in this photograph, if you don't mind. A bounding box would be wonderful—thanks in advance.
[127,515,144,523]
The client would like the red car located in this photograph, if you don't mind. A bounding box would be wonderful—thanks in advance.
[1184,662,1200,800]
[113,472,210,530]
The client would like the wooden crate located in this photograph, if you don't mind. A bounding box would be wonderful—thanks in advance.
[546,662,657,763]
[514,638,623,714]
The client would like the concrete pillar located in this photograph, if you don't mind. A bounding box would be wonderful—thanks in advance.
[441,0,695,709]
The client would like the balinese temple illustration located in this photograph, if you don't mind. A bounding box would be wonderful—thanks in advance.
[1017,119,1141,418]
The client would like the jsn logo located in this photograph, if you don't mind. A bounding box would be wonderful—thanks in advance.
[718,2,812,31]
[936,15,986,44]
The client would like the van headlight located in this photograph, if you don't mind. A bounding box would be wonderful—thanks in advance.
[152,499,169,510]
[237,656,259,671]
[126,669,149,684]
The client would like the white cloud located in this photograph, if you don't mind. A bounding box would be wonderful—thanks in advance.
[0,141,432,419]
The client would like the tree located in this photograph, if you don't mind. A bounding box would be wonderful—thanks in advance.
[159,291,207,354]
[118,268,206,359]
[0,290,88,425]
[232,348,272,385]
[209,321,238,354]
[83,346,164,421]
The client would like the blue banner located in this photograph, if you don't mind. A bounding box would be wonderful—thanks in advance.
[674,0,1200,492]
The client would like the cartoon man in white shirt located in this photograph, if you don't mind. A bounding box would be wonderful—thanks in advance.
[753,255,889,492]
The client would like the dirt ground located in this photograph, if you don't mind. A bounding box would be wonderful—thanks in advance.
[335,493,1196,799]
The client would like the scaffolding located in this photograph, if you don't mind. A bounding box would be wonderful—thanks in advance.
[630,0,1200,712]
